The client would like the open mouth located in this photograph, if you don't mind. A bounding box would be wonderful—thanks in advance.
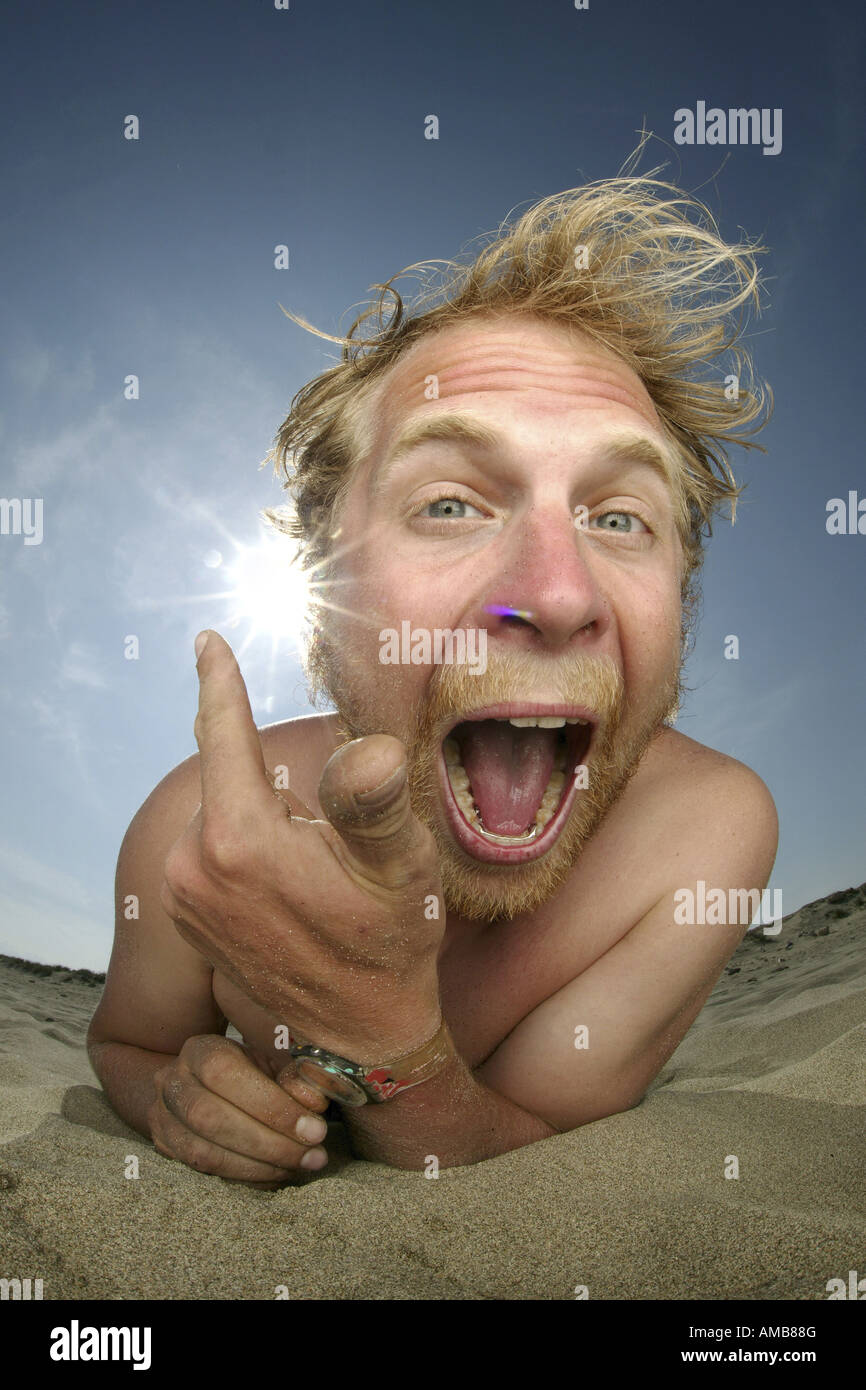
[438,703,596,865]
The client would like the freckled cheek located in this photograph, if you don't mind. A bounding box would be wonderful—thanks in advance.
[330,564,440,711]
[352,574,435,718]
[616,577,681,682]
[349,544,457,630]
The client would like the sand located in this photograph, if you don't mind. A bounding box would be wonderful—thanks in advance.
[0,885,864,1301]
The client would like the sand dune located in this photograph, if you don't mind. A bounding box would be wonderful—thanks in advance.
[0,885,863,1300]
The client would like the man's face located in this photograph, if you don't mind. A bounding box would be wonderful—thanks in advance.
[310,314,685,921]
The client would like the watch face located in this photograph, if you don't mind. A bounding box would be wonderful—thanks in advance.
[295,1056,369,1106]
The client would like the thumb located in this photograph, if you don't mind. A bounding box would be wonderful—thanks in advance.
[317,734,435,892]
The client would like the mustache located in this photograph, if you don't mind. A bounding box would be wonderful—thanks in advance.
[414,648,625,736]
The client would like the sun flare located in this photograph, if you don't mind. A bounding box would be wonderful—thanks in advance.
[214,531,311,656]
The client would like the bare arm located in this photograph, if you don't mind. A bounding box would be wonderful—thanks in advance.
[87,752,231,1119]
[87,1039,185,1138]
[89,746,332,1182]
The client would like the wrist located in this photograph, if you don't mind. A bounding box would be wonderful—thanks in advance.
[294,1009,445,1066]
[288,974,444,1063]
[288,1014,455,1107]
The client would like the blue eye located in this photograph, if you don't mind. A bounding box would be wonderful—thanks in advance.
[593,511,647,533]
[424,497,482,519]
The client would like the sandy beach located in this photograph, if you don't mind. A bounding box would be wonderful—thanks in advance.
[0,885,863,1301]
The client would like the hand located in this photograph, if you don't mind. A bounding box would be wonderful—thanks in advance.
[148,1034,332,1186]
[160,629,446,1060]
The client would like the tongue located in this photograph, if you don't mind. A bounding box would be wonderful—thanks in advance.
[458,720,557,835]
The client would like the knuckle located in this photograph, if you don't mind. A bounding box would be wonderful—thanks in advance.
[151,1061,169,1091]
[158,1074,188,1118]
[183,1137,216,1173]
[195,1042,237,1091]
[184,1092,219,1134]
[159,879,179,918]
[154,1057,184,1096]
[199,824,247,875]
[162,843,203,901]
[181,1033,220,1064]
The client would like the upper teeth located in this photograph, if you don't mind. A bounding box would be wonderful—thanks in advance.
[507,715,588,727]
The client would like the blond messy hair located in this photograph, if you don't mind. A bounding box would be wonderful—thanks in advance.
[264,151,771,632]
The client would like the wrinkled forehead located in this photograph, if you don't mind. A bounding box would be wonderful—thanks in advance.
[362,313,664,460]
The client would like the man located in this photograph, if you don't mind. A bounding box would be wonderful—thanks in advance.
[87,172,778,1184]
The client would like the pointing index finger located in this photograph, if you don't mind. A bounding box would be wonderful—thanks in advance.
[193,629,272,814]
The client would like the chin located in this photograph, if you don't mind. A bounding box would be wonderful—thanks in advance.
[434,818,596,922]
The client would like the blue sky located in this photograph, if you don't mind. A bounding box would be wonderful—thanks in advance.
[1,0,863,969]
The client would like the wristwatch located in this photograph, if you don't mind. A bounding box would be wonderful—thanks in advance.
[286,1019,453,1106]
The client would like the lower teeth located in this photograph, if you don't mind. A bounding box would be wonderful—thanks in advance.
[445,748,566,842]
[473,823,539,845]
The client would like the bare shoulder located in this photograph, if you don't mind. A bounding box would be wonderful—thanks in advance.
[633,724,779,875]
[643,723,770,780]
[651,723,776,800]
[257,711,342,814]
[127,710,339,840]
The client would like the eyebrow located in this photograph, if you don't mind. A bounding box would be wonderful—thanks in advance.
[379,414,502,476]
[374,412,679,492]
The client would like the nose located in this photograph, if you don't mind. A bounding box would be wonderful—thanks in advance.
[470,503,612,650]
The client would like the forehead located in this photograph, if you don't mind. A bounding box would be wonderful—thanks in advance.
[366,313,664,454]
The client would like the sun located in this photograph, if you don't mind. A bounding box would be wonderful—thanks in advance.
[210,530,312,657]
